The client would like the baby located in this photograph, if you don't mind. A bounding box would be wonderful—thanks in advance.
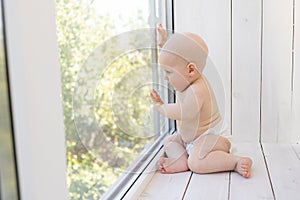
[150,25,252,178]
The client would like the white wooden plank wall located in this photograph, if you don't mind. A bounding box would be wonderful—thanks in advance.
[174,0,232,133]
[175,0,300,143]
[293,0,300,143]
[231,0,261,142]
[261,0,294,143]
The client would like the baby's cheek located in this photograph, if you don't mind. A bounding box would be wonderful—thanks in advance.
[175,77,190,92]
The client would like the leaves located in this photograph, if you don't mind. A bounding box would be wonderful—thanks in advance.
[56,0,156,199]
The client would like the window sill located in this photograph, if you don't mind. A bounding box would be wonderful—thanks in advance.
[129,143,300,200]
[101,128,175,200]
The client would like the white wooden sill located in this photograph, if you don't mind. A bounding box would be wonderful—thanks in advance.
[123,143,300,200]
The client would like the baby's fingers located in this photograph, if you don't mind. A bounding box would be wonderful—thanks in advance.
[150,89,163,104]
[157,24,167,47]
[150,89,158,99]
[157,24,164,34]
[150,89,158,95]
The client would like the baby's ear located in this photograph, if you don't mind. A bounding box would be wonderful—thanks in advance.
[187,62,198,76]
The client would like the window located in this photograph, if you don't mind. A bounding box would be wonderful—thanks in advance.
[55,0,173,199]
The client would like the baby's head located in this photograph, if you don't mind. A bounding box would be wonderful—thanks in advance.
[159,32,208,73]
[158,32,209,92]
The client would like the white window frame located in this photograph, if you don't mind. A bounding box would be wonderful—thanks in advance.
[3,0,174,199]
[3,0,68,200]
[101,0,175,199]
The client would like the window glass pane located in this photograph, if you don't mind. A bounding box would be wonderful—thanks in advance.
[0,1,19,199]
[55,0,170,199]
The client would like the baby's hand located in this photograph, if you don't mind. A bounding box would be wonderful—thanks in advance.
[157,24,168,48]
[150,89,164,105]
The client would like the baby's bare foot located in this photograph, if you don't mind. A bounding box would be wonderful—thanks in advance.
[157,157,188,174]
[234,157,252,178]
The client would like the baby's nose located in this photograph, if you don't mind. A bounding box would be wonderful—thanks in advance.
[164,76,169,81]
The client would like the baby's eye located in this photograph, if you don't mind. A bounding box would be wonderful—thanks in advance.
[165,71,171,74]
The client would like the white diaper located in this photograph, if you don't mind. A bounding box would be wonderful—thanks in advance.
[185,120,230,155]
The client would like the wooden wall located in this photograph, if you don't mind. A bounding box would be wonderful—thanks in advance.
[174,0,300,143]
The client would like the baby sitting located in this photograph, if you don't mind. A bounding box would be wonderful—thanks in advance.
[150,25,252,178]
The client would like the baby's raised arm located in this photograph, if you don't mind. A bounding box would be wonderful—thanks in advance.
[150,87,203,121]
[158,24,168,48]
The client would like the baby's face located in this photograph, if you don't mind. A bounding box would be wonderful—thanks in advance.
[159,52,190,92]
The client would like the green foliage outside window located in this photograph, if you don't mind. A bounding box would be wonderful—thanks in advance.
[55,0,155,199]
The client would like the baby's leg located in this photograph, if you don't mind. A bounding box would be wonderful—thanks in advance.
[188,135,252,178]
[158,134,189,174]
[196,134,231,159]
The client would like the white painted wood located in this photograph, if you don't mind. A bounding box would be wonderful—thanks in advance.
[174,0,232,132]
[263,143,300,199]
[231,0,262,142]
[292,144,300,160]
[184,172,229,200]
[139,171,192,199]
[4,0,68,200]
[132,1,300,198]
[230,143,274,200]
[261,0,294,143]
[292,0,300,143]
[139,144,300,200]
[124,150,165,200]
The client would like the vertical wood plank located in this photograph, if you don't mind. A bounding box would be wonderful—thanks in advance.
[231,0,262,142]
[183,172,229,200]
[261,0,294,143]
[174,0,232,132]
[292,0,300,143]
[230,143,274,200]
[263,143,300,199]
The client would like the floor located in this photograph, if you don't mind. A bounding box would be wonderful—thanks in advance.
[136,143,300,200]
